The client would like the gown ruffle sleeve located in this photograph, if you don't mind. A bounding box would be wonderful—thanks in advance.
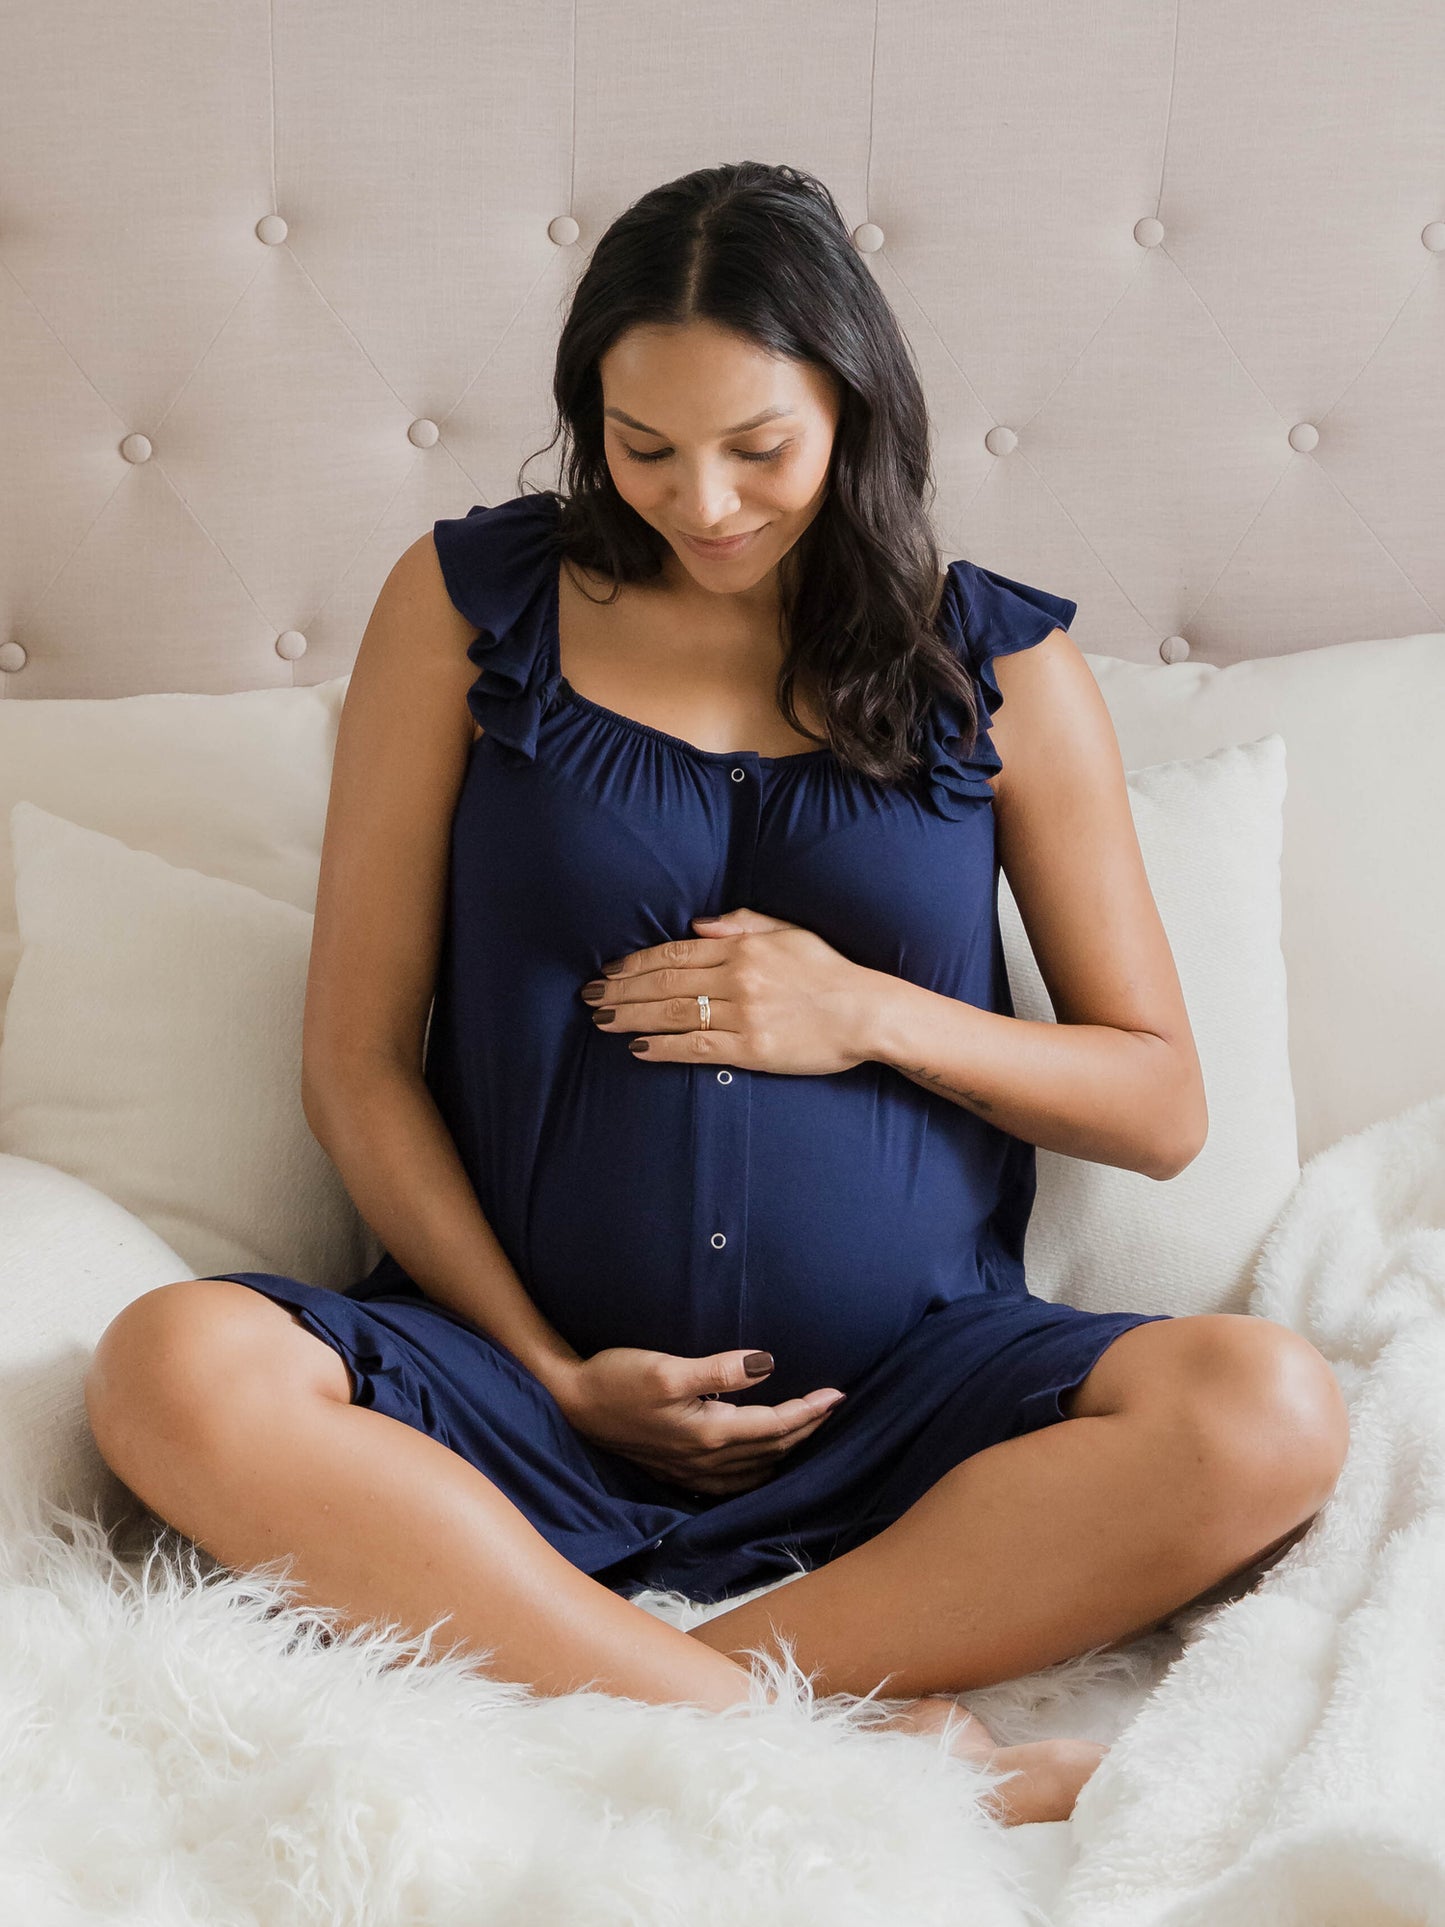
[922,558,1078,818]
[432,494,565,764]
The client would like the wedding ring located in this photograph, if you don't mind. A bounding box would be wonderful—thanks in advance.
[696,993,710,1030]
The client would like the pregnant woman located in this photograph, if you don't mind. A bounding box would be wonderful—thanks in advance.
[85,162,1348,1826]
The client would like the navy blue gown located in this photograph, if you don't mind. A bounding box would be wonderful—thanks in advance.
[211,491,1169,1605]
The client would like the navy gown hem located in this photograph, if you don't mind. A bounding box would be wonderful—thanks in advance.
[201,1272,1177,1604]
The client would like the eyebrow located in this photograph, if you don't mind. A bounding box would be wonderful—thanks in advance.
[603,405,795,438]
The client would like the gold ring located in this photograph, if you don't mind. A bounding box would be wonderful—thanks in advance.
[696,993,710,1031]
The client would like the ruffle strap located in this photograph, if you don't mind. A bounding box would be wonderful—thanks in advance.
[922,559,1078,819]
[432,492,566,764]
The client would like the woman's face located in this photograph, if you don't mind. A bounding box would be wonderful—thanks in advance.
[598,318,841,600]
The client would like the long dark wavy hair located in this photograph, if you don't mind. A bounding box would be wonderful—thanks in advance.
[518,160,982,787]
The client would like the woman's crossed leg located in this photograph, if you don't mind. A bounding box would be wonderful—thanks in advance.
[687,1312,1349,1697]
[84,1279,757,1714]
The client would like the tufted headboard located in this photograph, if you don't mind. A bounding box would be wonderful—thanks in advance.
[0,3,1440,700]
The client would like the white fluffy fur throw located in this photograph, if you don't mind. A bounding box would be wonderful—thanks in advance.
[9,1093,1443,1922]
[1054,1092,1445,1925]
[0,1487,1176,1924]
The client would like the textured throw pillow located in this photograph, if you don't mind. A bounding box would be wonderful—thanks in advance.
[0,679,348,1052]
[0,802,380,1288]
[1013,735,1298,1320]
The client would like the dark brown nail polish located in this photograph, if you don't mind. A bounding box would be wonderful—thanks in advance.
[591,1008,615,1024]
[581,981,605,1002]
[601,959,627,976]
[744,1351,774,1375]
[628,1039,649,1054]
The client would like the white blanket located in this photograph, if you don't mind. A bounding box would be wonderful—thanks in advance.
[3,1095,1441,1921]
[1055,1091,1445,1926]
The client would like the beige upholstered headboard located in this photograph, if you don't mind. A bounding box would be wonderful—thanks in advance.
[1,2,1441,701]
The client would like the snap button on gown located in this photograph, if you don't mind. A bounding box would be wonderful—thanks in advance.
[211,492,1169,1604]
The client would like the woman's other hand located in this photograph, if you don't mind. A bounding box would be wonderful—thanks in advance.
[550,1344,846,1495]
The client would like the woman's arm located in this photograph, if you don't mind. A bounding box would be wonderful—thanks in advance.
[862,629,1208,1181]
[299,532,584,1392]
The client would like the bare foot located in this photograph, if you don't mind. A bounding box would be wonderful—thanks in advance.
[876,1695,1108,1827]
[979,1737,1109,1826]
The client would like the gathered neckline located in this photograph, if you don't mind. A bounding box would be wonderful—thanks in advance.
[544,544,836,768]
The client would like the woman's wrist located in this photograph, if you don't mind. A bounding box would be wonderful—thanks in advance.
[527,1345,587,1409]
[850,966,919,1066]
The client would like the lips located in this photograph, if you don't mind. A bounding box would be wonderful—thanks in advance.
[680,527,763,556]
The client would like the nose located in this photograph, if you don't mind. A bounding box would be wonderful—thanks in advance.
[668,470,746,529]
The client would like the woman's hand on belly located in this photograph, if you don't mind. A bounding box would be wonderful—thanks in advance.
[581,907,881,1075]
[548,1344,848,1496]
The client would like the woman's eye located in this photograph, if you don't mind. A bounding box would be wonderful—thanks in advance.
[621,445,788,465]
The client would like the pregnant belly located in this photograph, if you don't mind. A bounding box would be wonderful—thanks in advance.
[520,1064,1002,1403]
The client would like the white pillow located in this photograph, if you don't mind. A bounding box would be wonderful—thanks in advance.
[0,679,348,1052]
[0,1152,192,1525]
[1013,735,1298,1320]
[1086,630,1445,1163]
[0,802,380,1288]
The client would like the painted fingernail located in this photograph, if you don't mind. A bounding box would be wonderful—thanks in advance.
[591,1008,615,1024]
[628,1039,649,1054]
[581,981,605,1002]
[744,1352,774,1375]
[601,958,627,975]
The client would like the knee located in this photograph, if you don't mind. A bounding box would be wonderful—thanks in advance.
[85,1278,284,1474]
[1173,1314,1350,1531]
